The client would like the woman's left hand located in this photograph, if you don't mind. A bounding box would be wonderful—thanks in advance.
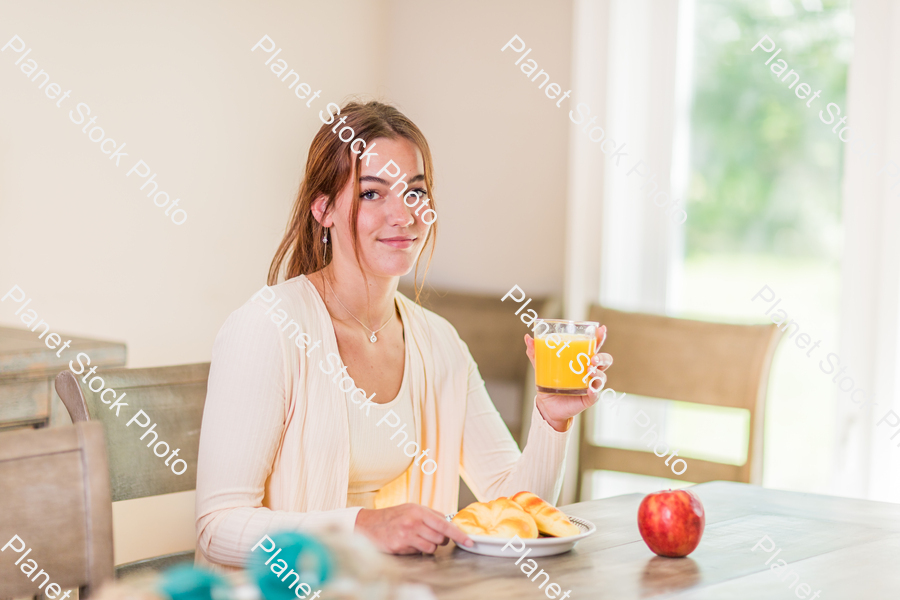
[524,325,613,432]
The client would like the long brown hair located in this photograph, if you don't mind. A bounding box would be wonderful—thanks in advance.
[268,100,437,300]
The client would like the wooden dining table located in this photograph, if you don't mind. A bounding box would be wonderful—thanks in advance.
[390,481,899,599]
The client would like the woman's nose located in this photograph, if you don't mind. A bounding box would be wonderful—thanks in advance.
[388,191,417,226]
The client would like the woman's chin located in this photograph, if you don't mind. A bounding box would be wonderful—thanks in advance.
[363,249,424,278]
[363,258,419,279]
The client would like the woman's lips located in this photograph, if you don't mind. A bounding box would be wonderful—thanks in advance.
[379,237,416,249]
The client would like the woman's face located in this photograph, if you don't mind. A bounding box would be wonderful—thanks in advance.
[323,136,432,278]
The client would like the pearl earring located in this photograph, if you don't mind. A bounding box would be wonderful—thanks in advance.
[322,228,328,262]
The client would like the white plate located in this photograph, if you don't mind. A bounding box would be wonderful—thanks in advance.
[445,513,596,558]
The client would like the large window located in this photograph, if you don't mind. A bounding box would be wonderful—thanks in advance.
[590,0,853,498]
[676,0,853,493]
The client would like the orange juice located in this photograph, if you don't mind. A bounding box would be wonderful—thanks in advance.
[535,334,596,394]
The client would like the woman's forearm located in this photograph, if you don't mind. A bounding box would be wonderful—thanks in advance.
[497,403,571,502]
[196,505,363,568]
[461,391,571,504]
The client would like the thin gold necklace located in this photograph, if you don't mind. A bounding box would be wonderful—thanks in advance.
[324,277,393,343]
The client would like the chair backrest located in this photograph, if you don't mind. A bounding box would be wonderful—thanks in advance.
[55,363,210,502]
[0,325,126,431]
[400,285,560,380]
[577,305,782,496]
[399,284,560,440]
[399,284,560,508]
[0,421,114,598]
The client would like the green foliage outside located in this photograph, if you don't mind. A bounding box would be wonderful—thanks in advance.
[687,0,852,260]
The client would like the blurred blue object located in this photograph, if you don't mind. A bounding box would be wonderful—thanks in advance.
[157,565,231,600]
[246,531,334,600]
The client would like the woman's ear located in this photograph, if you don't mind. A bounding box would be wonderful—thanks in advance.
[311,194,332,227]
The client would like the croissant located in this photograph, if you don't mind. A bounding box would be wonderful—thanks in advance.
[452,497,539,539]
[511,491,581,537]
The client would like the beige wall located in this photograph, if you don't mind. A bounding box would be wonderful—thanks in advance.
[386,0,573,297]
[0,0,571,564]
[0,0,389,368]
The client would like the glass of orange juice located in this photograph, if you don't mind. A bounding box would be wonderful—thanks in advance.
[534,319,599,395]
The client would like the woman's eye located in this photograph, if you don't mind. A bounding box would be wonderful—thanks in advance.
[411,188,427,199]
[361,190,380,200]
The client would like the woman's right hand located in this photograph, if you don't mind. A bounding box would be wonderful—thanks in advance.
[355,503,474,554]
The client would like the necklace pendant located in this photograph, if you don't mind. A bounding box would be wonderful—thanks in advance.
[370,333,377,343]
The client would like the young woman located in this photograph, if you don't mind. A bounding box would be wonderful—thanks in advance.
[194,101,612,570]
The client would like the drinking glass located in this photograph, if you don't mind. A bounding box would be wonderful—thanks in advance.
[534,319,599,395]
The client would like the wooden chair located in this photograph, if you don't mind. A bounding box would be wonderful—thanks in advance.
[54,363,210,578]
[0,326,126,432]
[576,305,782,499]
[0,421,114,599]
[399,284,561,444]
[399,283,560,506]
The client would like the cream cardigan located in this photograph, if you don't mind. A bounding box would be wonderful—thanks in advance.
[195,275,571,569]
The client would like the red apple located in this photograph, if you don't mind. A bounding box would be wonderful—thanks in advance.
[637,489,705,557]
